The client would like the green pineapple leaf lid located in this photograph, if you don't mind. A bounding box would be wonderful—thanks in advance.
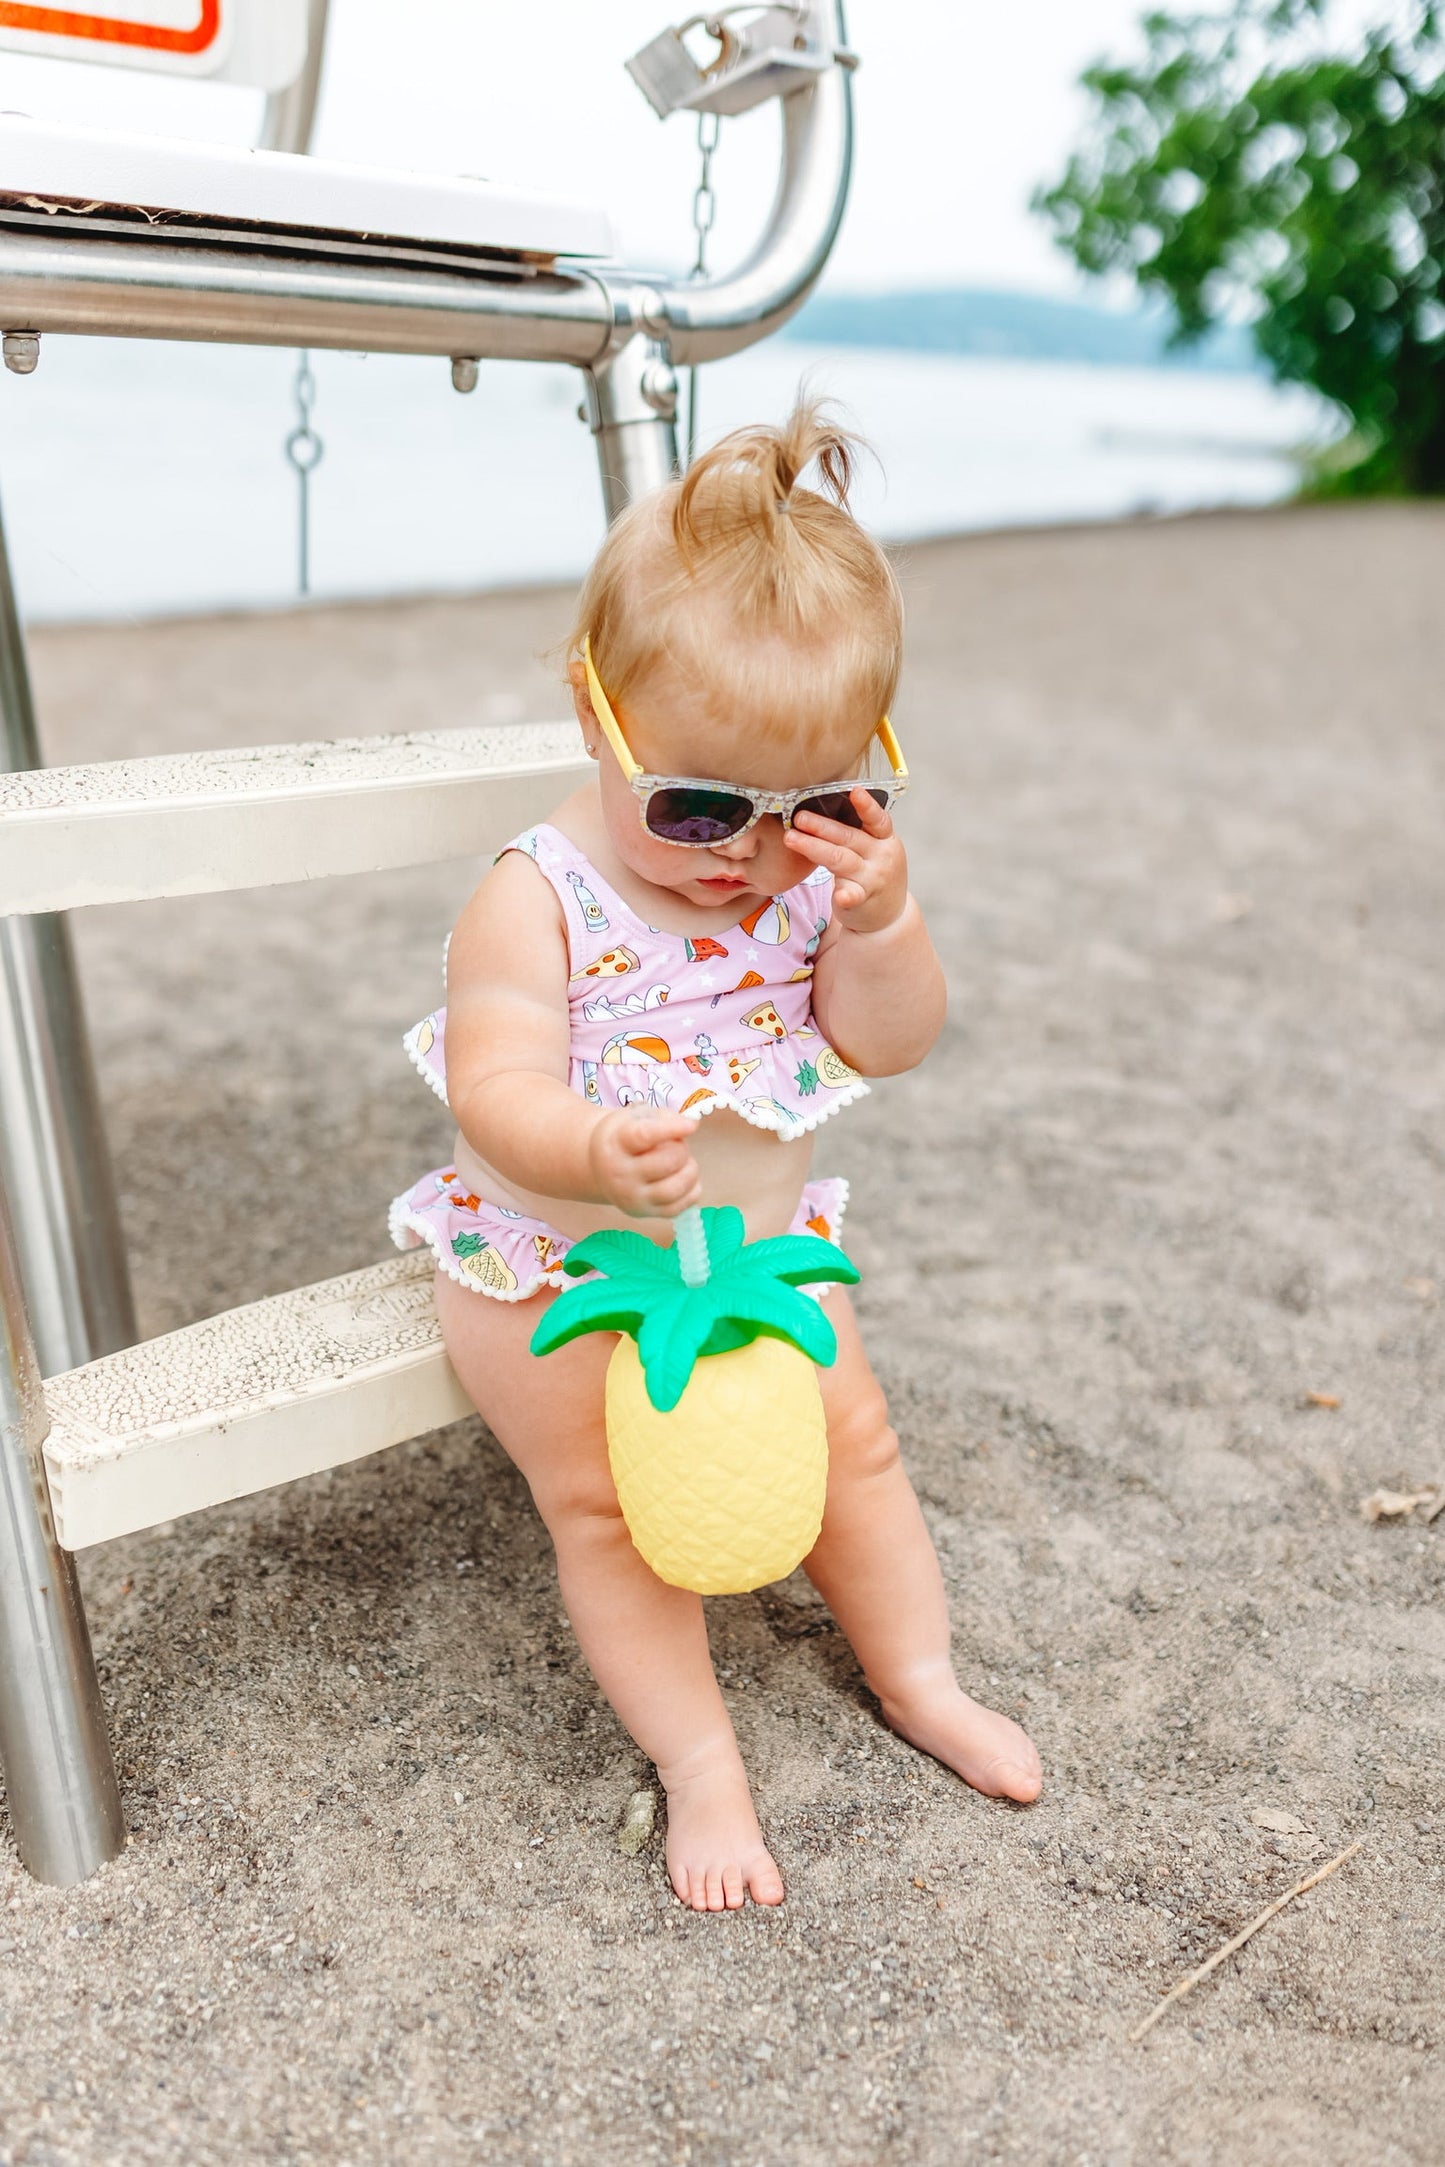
[529,1204,859,1413]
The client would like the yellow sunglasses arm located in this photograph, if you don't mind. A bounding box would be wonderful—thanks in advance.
[877,717,909,780]
[582,637,642,782]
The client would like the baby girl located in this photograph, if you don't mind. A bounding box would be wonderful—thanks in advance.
[390,403,1042,1910]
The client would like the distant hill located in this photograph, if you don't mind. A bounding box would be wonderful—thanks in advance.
[784,287,1257,373]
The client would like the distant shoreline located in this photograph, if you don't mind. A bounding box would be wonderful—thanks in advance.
[785,285,1257,374]
[25,503,1318,638]
[5,335,1309,625]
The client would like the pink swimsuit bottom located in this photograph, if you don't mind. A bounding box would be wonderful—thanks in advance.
[388,822,863,1303]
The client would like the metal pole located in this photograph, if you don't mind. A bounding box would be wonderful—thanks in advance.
[0,1178,125,1886]
[259,0,331,157]
[0,488,137,1376]
[584,335,680,524]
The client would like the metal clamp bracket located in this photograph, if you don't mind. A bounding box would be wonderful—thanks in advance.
[627,3,855,120]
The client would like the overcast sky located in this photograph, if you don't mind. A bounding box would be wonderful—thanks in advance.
[0,0,1171,294]
[0,1,1390,293]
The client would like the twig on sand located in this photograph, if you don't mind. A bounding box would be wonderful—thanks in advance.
[1129,1840,1363,2043]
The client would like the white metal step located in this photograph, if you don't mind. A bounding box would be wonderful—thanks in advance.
[43,1252,472,1552]
[0,720,588,914]
[0,117,613,265]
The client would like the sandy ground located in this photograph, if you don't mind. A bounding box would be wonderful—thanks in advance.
[1,504,1442,2166]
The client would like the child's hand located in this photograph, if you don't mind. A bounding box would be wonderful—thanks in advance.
[785,787,910,935]
[589,1109,703,1219]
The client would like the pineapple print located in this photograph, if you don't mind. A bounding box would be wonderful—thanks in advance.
[530,1205,857,1594]
[451,1230,518,1293]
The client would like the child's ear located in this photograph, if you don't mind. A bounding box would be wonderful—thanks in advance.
[567,658,600,756]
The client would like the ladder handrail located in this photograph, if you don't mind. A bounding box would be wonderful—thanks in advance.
[0,1,852,373]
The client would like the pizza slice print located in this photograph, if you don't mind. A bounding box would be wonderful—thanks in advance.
[571,945,639,981]
[741,1000,787,1041]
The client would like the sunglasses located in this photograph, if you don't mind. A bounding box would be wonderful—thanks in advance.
[582,637,909,849]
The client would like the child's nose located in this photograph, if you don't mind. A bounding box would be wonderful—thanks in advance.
[713,815,780,861]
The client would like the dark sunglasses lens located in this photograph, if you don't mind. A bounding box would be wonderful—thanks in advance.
[796,786,889,830]
[645,788,755,845]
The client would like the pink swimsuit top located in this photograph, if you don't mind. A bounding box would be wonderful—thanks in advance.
[403,821,870,1140]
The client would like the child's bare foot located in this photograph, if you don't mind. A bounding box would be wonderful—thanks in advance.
[879,1675,1043,1803]
[658,1739,786,1911]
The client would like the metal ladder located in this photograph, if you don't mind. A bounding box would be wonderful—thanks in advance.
[0,0,853,1886]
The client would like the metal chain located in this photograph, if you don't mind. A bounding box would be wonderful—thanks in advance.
[284,351,325,597]
[690,107,720,277]
[684,109,721,468]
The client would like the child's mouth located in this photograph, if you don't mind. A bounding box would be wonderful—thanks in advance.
[697,874,751,892]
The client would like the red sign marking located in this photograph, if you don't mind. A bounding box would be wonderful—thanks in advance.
[0,1,222,55]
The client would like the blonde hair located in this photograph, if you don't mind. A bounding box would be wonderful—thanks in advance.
[570,398,902,753]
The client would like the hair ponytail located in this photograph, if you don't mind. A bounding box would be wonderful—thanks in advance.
[570,394,902,748]
[672,399,859,567]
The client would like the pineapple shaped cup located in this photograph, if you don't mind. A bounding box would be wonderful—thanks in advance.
[530,1204,858,1595]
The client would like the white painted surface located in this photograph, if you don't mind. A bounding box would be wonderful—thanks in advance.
[0,116,613,256]
[0,719,588,913]
[0,0,307,89]
[44,1252,473,1550]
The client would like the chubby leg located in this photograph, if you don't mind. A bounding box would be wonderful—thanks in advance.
[808,1292,1042,1803]
[433,1270,784,1910]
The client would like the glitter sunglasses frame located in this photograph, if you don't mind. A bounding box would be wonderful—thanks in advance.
[582,637,909,849]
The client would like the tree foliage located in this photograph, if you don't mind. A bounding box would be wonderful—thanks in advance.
[1037,1,1445,492]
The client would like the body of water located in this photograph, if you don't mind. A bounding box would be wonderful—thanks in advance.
[0,335,1332,623]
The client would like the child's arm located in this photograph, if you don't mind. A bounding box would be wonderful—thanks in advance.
[783,791,946,1076]
[443,853,702,1218]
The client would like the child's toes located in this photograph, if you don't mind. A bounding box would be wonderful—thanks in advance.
[1008,1749,1044,1804]
[702,1867,727,1911]
[747,1851,786,1906]
[980,1752,1042,1804]
[985,1725,1043,1802]
[722,1862,745,1909]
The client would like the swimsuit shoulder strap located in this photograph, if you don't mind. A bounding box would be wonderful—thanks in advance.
[780,862,835,948]
[495,822,632,965]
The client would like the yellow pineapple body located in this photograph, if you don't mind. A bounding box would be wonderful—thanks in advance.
[606,1333,828,1595]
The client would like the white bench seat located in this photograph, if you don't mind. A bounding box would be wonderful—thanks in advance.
[0,720,588,913]
[0,117,612,268]
[44,1251,473,1551]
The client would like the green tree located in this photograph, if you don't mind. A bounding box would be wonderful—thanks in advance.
[1036,1,1445,493]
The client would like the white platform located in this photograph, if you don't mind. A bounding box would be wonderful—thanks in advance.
[0,117,613,262]
[44,1252,473,1551]
[0,720,588,914]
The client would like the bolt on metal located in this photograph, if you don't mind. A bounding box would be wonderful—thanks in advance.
[3,333,39,376]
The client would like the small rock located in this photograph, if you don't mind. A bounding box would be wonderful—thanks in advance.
[618,1788,657,1857]
[1249,1807,1311,1836]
